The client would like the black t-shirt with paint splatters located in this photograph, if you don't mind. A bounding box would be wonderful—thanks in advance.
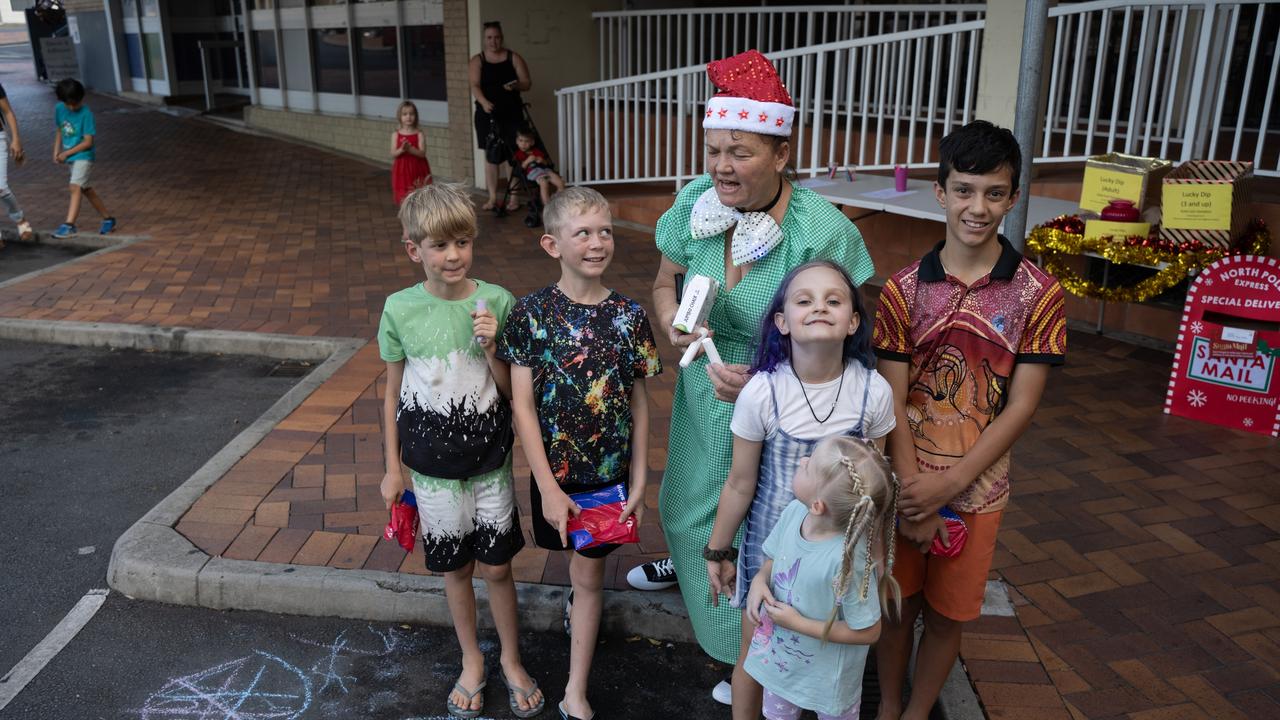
[499,285,662,488]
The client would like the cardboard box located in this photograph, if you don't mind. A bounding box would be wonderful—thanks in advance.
[1080,153,1173,214]
[672,274,719,334]
[1160,160,1254,249]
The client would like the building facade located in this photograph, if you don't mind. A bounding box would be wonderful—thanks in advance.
[58,0,608,185]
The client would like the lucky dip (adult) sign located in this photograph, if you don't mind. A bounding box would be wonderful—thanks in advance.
[1166,255,1280,437]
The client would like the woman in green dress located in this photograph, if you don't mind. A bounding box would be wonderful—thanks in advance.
[650,50,875,713]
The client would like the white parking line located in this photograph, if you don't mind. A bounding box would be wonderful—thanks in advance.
[0,588,109,710]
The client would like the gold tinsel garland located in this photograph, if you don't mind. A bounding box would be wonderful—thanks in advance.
[1025,218,1272,303]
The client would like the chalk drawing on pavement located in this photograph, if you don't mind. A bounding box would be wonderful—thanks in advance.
[136,651,312,720]
[135,626,414,720]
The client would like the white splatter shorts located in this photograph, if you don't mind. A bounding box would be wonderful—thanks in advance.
[410,458,524,573]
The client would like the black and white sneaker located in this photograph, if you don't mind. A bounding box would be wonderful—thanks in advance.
[626,557,677,591]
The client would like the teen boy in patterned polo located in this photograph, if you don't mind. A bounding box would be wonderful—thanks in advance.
[871,120,1066,720]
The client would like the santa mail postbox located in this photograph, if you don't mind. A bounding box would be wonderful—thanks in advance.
[1166,255,1280,437]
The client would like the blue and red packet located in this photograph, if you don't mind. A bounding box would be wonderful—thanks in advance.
[565,483,641,550]
[930,506,968,558]
[384,489,418,552]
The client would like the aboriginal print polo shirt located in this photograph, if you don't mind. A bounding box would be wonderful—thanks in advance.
[873,236,1066,513]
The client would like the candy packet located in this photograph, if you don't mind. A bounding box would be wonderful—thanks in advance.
[930,506,968,558]
[565,483,640,550]
[384,489,418,552]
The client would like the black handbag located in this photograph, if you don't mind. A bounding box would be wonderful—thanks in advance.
[483,118,509,165]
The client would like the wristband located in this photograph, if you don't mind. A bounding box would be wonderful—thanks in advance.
[702,544,738,562]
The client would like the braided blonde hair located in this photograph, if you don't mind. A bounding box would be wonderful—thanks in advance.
[806,436,902,643]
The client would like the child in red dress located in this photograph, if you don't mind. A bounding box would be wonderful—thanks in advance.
[391,101,432,207]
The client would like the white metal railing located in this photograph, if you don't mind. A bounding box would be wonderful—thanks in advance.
[594,4,986,80]
[1040,0,1279,176]
[558,20,985,188]
[561,1,1279,188]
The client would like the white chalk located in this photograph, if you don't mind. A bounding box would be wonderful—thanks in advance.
[678,328,709,368]
[702,336,723,365]
[474,298,488,346]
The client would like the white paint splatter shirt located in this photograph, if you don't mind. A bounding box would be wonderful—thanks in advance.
[377,279,516,479]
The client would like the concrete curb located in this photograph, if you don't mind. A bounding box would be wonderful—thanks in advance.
[0,318,357,361]
[0,230,146,249]
[936,659,985,720]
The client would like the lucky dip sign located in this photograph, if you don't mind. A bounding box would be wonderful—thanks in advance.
[1165,255,1280,437]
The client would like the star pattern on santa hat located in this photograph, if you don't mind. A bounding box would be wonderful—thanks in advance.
[702,50,795,137]
[705,109,712,118]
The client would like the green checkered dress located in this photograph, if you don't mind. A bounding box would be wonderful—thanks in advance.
[655,174,875,664]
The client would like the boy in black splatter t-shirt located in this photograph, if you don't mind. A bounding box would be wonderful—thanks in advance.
[499,186,662,720]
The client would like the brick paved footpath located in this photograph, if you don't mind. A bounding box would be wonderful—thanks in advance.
[0,59,1277,719]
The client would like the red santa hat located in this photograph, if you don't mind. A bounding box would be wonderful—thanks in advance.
[703,50,795,137]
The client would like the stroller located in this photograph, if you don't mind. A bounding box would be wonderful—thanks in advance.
[495,104,555,228]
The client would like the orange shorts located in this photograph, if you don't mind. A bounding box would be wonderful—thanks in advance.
[892,509,1003,622]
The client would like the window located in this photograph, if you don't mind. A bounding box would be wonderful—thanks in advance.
[309,0,345,5]
[124,33,144,78]
[254,30,279,88]
[282,29,311,91]
[403,25,445,101]
[144,33,165,80]
[312,28,350,94]
[355,26,398,97]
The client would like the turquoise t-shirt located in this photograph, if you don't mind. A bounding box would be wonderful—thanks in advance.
[377,279,515,480]
[55,102,96,163]
[743,500,881,716]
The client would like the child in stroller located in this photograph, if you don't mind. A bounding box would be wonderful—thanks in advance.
[496,106,560,227]
[513,126,564,209]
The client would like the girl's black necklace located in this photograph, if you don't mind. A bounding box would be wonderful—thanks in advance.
[791,361,845,424]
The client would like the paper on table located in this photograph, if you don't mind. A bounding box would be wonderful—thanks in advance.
[800,178,839,188]
[861,187,918,200]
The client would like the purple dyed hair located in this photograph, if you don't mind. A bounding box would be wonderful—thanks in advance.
[749,260,874,374]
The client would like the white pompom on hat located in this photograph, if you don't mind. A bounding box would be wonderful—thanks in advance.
[702,49,795,137]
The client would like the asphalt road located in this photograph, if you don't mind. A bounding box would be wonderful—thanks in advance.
[2,593,729,720]
[0,242,92,282]
[0,340,301,674]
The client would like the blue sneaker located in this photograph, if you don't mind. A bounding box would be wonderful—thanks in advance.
[99,217,116,235]
[52,223,77,239]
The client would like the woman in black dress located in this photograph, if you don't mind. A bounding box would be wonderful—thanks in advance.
[469,21,531,211]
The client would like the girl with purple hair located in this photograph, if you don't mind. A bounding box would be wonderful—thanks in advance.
[704,260,897,715]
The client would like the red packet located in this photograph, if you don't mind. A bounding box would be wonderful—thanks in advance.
[930,507,968,558]
[565,484,640,550]
[384,490,418,552]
